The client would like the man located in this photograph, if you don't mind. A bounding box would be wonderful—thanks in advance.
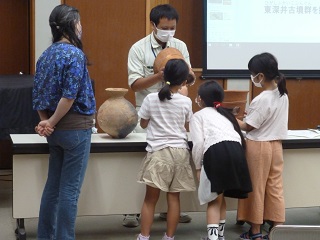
[125,4,194,228]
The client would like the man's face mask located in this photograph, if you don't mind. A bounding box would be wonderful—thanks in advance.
[154,25,175,43]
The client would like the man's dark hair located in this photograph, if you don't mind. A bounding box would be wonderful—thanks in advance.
[150,4,179,26]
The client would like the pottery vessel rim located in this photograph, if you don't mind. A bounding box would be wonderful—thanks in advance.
[105,88,128,98]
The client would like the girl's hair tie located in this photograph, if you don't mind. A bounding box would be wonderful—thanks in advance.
[50,22,60,29]
[213,101,221,108]
[166,81,170,85]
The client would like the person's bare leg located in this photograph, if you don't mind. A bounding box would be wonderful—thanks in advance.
[250,223,262,238]
[218,196,226,239]
[219,197,226,220]
[140,185,160,237]
[166,192,180,237]
[207,194,223,223]
[205,195,224,240]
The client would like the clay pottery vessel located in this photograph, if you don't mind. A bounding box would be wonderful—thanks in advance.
[222,90,249,120]
[97,88,138,138]
[153,47,196,85]
[153,47,185,74]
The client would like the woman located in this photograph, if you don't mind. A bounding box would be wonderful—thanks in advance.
[32,4,96,240]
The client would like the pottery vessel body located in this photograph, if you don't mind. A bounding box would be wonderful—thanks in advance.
[153,47,185,74]
[97,88,138,138]
[153,47,196,85]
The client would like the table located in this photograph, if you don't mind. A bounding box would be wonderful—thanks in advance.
[11,131,320,239]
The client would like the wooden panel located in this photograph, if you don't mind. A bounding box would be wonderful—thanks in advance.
[170,0,203,68]
[0,139,12,169]
[286,79,320,130]
[252,79,320,130]
[146,0,170,34]
[0,0,30,74]
[65,0,145,114]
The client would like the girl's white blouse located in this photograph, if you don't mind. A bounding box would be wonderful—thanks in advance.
[189,107,242,169]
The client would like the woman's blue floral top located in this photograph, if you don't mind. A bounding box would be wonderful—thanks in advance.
[33,42,96,115]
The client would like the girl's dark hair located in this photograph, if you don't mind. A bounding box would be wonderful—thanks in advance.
[158,59,189,101]
[49,4,83,50]
[150,4,179,26]
[198,80,246,149]
[248,52,288,97]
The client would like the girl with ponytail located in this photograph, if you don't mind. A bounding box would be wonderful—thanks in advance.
[238,52,289,240]
[190,80,252,240]
[137,59,196,240]
[158,58,190,101]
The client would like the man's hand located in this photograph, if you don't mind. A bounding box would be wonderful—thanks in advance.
[186,69,196,86]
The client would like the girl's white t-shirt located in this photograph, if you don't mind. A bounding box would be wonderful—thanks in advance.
[245,88,289,141]
[138,92,192,152]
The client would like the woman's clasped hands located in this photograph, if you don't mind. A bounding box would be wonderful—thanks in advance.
[35,120,55,137]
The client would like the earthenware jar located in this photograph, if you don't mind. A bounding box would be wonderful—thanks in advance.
[97,88,138,138]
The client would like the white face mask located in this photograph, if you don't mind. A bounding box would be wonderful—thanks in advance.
[154,26,175,43]
[195,96,202,108]
[77,29,82,39]
[250,74,263,88]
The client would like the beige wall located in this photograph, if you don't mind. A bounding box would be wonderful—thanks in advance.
[34,0,61,64]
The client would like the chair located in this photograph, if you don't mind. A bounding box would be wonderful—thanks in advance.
[270,225,320,240]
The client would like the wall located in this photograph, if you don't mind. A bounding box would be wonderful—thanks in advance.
[64,0,146,118]
[0,0,29,74]
[31,0,319,130]
[34,0,61,65]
